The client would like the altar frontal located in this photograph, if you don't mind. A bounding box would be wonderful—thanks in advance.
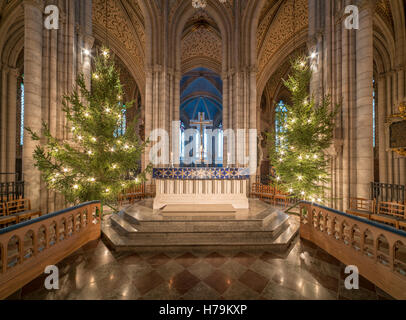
[153,167,250,210]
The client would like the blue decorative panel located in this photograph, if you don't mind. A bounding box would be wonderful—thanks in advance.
[152,168,250,180]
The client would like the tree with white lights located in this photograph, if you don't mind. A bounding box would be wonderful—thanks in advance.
[267,56,339,202]
[26,48,150,210]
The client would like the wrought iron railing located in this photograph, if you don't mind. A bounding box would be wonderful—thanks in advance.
[0,182,25,203]
[371,182,405,204]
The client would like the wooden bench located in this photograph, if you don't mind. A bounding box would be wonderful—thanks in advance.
[119,184,154,205]
[370,202,406,229]
[346,198,375,220]
[6,199,42,223]
[250,183,291,207]
[0,202,17,228]
[274,187,290,208]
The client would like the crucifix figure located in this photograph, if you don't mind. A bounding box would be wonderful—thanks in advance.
[190,112,213,164]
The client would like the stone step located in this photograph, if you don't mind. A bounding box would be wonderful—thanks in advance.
[111,215,287,239]
[101,220,299,252]
[120,209,286,233]
[110,214,139,234]
[273,220,300,244]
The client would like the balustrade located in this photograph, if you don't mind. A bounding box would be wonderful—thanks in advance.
[0,201,101,299]
[300,202,406,299]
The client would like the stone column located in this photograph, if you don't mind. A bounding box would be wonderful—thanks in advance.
[0,66,8,181]
[23,0,44,210]
[378,76,388,183]
[355,1,374,198]
[143,66,153,170]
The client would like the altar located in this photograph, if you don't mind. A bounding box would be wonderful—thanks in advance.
[152,167,250,210]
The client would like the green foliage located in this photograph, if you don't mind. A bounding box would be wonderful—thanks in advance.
[267,57,339,201]
[26,48,151,207]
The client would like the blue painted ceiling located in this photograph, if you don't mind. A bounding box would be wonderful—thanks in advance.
[180,68,222,126]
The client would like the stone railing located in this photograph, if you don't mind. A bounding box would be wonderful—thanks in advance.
[0,201,101,299]
[299,201,406,300]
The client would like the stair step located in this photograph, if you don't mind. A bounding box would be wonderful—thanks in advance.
[264,210,290,231]
[110,214,139,234]
[119,210,283,233]
[272,220,300,249]
[102,223,297,251]
[101,200,299,253]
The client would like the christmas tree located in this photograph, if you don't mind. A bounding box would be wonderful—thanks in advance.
[26,48,150,210]
[267,57,339,202]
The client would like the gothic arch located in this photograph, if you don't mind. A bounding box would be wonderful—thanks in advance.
[92,0,146,100]
[93,25,145,105]
[169,0,232,72]
[241,0,267,68]
[0,4,24,67]
[257,33,307,102]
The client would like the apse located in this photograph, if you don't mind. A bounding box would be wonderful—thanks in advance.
[179,67,223,167]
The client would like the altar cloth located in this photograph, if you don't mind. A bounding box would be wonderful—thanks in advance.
[152,167,250,180]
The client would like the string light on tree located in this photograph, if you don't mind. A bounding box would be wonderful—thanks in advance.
[267,56,339,201]
[26,46,151,212]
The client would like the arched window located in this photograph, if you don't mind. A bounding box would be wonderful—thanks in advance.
[20,75,24,146]
[114,105,126,137]
[275,100,287,150]
[373,79,376,148]
[217,123,223,163]
[180,121,185,159]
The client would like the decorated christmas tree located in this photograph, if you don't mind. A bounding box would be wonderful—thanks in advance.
[267,57,339,202]
[26,48,149,210]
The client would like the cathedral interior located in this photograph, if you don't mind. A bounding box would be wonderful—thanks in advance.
[0,0,405,303]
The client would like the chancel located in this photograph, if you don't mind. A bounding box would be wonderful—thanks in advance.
[0,0,405,302]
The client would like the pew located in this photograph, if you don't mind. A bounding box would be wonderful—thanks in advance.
[370,202,406,229]
[5,199,41,224]
[250,183,291,207]
[0,202,17,228]
[346,198,375,220]
[118,184,157,206]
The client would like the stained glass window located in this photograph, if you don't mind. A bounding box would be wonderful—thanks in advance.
[20,77,25,146]
[275,100,287,150]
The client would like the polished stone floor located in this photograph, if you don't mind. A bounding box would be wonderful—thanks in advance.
[8,237,393,300]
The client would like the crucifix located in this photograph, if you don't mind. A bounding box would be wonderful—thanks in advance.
[190,112,213,164]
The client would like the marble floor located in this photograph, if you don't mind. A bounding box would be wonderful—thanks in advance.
[7,237,394,300]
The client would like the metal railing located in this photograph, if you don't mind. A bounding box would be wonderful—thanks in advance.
[0,182,25,203]
[371,182,405,204]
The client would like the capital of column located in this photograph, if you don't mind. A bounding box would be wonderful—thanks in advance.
[83,34,95,49]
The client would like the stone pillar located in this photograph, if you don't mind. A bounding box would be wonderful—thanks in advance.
[23,0,44,210]
[355,1,374,198]
[378,76,388,183]
[0,67,8,181]
[144,66,153,170]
